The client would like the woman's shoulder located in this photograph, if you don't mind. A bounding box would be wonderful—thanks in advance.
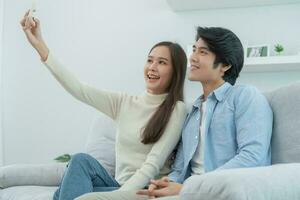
[175,100,186,109]
[173,100,188,117]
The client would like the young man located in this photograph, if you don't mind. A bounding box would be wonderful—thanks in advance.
[75,27,273,200]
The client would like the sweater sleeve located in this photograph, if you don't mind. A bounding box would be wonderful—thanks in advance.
[43,52,124,120]
[119,101,187,190]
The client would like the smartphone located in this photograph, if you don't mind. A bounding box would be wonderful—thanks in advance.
[28,0,36,17]
[27,0,37,27]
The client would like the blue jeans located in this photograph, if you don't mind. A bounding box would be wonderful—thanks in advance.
[53,153,120,200]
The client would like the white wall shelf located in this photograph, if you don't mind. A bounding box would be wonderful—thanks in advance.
[243,55,300,73]
[167,0,300,11]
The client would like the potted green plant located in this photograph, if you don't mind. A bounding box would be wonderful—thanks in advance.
[54,154,72,163]
[274,44,284,56]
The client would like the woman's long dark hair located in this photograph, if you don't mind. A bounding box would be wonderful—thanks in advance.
[141,41,187,144]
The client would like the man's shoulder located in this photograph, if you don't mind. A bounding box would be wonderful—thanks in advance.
[228,85,272,116]
[224,84,266,107]
[229,84,261,99]
[231,84,260,94]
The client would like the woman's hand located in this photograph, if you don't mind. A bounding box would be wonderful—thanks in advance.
[136,176,183,198]
[20,10,49,61]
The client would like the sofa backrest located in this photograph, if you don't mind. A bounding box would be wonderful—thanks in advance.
[85,82,300,177]
[265,82,300,164]
[84,114,116,177]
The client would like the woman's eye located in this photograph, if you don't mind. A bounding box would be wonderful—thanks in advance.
[147,59,153,63]
[159,61,166,65]
[192,48,196,52]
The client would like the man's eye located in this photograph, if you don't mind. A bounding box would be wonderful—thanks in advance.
[200,50,207,55]
[192,48,196,52]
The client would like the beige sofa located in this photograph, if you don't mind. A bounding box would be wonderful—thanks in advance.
[1,82,300,200]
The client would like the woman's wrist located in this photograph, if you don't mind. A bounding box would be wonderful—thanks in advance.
[35,41,49,61]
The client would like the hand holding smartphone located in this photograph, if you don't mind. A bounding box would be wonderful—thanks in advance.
[27,0,37,27]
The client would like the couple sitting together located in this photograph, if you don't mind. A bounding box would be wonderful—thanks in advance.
[21,11,273,200]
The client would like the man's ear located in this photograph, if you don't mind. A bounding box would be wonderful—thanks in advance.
[221,64,231,73]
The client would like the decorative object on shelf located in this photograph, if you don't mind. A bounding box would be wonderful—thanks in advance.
[274,44,284,56]
[54,154,72,163]
[246,44,269,58]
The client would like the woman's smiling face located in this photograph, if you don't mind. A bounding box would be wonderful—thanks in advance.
[144,45,173,94]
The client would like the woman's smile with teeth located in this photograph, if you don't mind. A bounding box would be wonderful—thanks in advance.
[148,74,160,79]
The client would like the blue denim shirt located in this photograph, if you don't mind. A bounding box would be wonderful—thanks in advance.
[169,82,273,183]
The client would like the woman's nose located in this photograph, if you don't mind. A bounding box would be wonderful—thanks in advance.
[149,62,157,71]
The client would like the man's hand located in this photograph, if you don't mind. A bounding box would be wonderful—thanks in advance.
[137,177,182,198]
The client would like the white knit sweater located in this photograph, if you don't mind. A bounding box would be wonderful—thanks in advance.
[43,53,187,190]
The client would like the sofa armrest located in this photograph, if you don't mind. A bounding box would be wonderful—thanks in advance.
[180,163,300,200]
[0,163,67,189]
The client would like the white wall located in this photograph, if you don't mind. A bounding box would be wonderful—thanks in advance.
[178,4,300,101]
[0,0,4,166]
[2,0,300,165]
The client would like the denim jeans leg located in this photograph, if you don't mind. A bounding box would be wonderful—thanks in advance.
[53,153,119,200]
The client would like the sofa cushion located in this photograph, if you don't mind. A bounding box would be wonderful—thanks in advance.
[180,163,300,200]
[0,163,66,189]
[84,114,116,177]
[265,82,300,164]
[0,186,56,200]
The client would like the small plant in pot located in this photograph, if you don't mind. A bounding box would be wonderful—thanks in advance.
[274,44,284,56]
[54,154,72,163]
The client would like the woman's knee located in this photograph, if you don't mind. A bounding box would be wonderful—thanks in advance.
[68,153,94,167]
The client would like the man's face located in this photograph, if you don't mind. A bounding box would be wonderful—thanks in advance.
[188,38,228,83]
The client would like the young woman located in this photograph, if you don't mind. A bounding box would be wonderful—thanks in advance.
[20,11,188,200]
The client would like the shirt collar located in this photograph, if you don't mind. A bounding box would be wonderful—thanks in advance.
[212,82,232,102]
[192,95,205,109]
[192,82,232,109]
